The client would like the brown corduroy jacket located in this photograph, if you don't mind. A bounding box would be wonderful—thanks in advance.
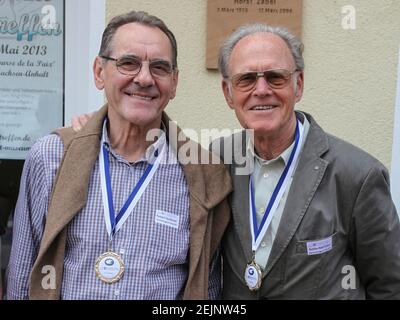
[28,105,232,299]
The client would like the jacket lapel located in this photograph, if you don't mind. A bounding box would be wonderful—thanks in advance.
[264,113,330,276]
[230,131,253,263]
[30,105,108,299]
[231,168,252,263]
[37,106,107,254]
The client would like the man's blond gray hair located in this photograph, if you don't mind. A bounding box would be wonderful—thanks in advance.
[218,24,304,78]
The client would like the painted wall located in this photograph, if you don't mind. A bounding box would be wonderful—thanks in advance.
[106,0,400,169]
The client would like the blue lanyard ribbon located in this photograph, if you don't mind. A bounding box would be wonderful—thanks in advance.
[99,127,164,241]
[249,119,303,251]
[102,146,157,237]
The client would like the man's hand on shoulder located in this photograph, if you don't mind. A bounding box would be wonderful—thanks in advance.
[71,112,94,132]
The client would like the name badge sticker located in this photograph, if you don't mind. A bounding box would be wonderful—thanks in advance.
[155,210,180,229]
[306,236,333,255]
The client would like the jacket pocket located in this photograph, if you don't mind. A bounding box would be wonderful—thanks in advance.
[295,232,337,255]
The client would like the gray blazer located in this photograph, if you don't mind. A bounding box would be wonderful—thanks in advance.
[213,112,400,299]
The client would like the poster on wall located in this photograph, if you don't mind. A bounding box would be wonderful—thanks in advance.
[207,0,303,69]
[0,0,64,160]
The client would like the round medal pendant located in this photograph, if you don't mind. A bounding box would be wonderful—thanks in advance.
[95,251,125,284]
[244,261,262,291]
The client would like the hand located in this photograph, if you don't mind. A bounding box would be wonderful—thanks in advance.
[71,112,94,132]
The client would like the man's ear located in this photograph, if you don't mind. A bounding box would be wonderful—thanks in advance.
[93,56,105,90]
[222,80,235,110]
[295,71,304,102]
[169,69,179,100]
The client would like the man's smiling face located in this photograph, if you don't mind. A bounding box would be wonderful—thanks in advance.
[94,22,178,129]
[222,32,303,139]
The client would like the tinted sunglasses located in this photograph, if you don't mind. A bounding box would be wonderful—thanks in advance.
[230,68,298,92]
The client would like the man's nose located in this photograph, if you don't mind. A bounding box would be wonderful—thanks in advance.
[133,61,155,87]
[253,75,273,97]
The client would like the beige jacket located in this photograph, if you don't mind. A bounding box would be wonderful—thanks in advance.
[28,105,232,299]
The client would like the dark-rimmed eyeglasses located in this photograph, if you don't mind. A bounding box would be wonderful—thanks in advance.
[100,55,175,78]
[229,69,298,92]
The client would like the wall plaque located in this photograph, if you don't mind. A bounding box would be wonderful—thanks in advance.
[207,0,303,69]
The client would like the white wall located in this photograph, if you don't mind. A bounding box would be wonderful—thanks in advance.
[391,47,400,213]
[64,0,105,125]
[106,0,400,171]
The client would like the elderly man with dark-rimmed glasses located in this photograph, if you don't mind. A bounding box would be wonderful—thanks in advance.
[6,10,232,300]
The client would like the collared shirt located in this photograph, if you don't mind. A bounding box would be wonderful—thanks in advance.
[247,113,310,269]
[6,121,221,300]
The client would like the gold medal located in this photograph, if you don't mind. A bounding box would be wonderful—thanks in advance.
[244,260,262,291]
[95,251,125,284]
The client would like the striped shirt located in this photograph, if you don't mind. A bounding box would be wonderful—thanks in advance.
[6,122,220,300]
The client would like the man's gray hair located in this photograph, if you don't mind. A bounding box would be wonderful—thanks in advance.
[99,10,178,68]
[218,24,304,78]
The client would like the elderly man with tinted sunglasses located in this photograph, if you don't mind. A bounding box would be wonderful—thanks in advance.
[212,23,400,299]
